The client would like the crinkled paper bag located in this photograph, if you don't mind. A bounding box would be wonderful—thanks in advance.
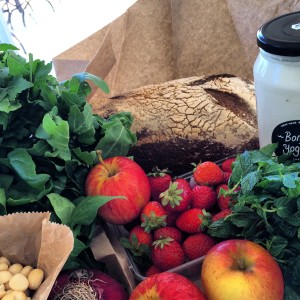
[0,212,74,300]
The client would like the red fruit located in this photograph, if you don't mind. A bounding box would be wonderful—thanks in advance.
[129,225,153,247]
[120,225,153,256]
[165,210,180,226]
[141,201,167,232]
[145,265,161,277]
[85,154,150,224]
[193,161,224,186]
[151,237,185,271]
[221,157,236,172]
[222,171,232,183]
[182,233,215,260]
[154,226,183,244]
[148,167,173,201]
[212,208,232,222]
[130,272,206,300]
[160,178,193,213]
[176,208,211,234]
[191,185,217,210]
[216,184,232,210]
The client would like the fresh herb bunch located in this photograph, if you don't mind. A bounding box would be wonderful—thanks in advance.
[0,44,137,269]
[208,143,300,299]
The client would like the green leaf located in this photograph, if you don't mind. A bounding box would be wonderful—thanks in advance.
[70,238,87,257]
[36,112,71,160]
[0,44,19,51]
[68,103,94,134]
[7,76,33,99]
[96,117,136,158]
[70,195,120,227]
[7,55,30,77]
[0,189,7,215]
[73,148,96,165]
[8,148,50,190]
[269,235,288,257]
[275,197,296,218]
[73,72,110,94]
[240,170,260,194]
[47,193,75,225]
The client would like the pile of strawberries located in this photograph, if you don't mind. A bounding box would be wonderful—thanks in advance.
[120,157,236,277]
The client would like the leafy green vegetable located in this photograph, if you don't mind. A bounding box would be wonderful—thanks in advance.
[207,143,300,299]
[0,44,137,269]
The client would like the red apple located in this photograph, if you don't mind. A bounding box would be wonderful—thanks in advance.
[130,272,206,300]
[85,154,150,224]
[201,239,284,300]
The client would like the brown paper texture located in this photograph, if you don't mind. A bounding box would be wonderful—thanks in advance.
[53,0,300,99]
[90,223,137,294]
[0,212,74,300]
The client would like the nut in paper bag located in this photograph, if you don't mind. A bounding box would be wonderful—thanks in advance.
[0,212,74,300]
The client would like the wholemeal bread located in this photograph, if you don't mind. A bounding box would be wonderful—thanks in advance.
[90,74,259,175]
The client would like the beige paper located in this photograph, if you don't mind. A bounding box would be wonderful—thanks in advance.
[53,0,300,99]
[0,212,74,300]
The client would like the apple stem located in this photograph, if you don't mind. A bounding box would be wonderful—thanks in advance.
[238,258,247,271]
[96,150,111,175]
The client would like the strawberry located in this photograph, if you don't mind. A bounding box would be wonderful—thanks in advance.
[193,161,224,186]
[222,171,232,184]
[212,208,232,222]
[148,167,172,201]
[129,225,153,246]
[141,201,167,232]
[191,185,217,210]
[120,225,152,256]
[221,157,236,172]
[165,210,180,226]
[182,233,215,260]
[176,208,211,234]
[216,183,232,210]
[160,178,192,213]
[154,226,183,244]
[145,264,161,277]
[151,237,185,271]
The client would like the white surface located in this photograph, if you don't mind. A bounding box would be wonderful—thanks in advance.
[3,0,137,63]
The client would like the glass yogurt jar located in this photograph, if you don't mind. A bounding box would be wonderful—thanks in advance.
[254,12,300,160]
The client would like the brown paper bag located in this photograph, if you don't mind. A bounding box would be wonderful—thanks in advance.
[0,212,74,300]
[53,0,300,99]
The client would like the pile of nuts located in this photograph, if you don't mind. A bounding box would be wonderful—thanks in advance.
[0,256,44,300]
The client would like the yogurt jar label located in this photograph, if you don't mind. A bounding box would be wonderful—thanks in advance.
[272,120,300,160]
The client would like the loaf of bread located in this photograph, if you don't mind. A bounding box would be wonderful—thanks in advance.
[90,74,259,175]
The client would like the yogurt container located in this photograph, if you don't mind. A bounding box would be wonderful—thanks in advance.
[254,12,300,159]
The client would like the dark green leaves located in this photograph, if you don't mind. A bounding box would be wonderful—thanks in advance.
[211,144,300,298]
[0,44,137,269]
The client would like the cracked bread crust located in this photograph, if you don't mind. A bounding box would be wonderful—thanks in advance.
[91,74,259,175]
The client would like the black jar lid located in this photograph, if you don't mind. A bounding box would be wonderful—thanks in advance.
[257,11,300,56]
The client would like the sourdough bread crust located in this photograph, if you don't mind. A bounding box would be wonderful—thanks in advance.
[92,74,259,174]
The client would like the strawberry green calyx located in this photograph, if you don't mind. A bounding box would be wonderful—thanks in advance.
[148,166,170,177]
[199,209,212,230]
[152,237,174,249]
[120,236,151,256]
[160,182,183,208]
[141,211,167,232]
